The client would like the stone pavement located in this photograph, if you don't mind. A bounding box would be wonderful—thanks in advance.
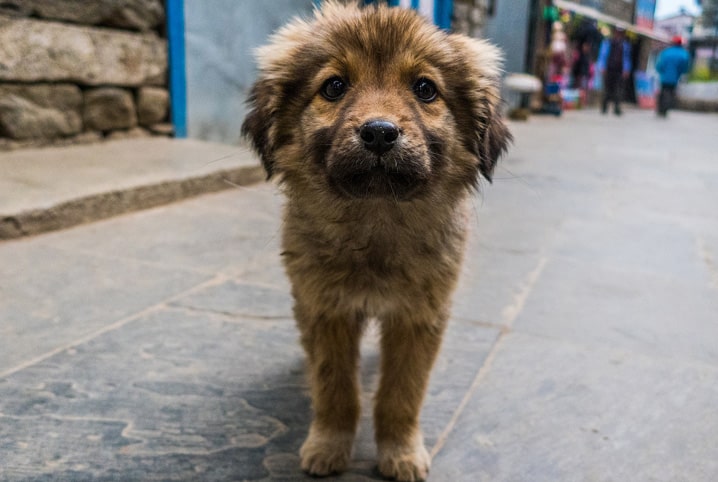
[1,109,718,481]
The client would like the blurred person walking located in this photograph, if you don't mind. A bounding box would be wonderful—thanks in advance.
[571,19,601,90]
[597,28,632,116]
[656,36,691,117]
[571,42,592,90]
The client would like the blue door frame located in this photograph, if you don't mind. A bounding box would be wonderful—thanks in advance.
[166,0,452,139]
[433,0,452,29]
[166,0,187,138]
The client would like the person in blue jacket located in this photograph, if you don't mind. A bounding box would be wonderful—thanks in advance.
[656,36,691,117]
[596,27,632,116]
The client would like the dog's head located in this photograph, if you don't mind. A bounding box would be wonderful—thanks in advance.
[242,1,510,200]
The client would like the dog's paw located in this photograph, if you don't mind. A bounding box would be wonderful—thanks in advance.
[377,440,431,481]
[299,427,354,476]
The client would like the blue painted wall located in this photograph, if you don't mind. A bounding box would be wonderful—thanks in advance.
[483,0,531,74]
[183,0,315,144]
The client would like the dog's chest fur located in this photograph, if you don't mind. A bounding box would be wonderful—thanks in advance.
[281,194,471,316]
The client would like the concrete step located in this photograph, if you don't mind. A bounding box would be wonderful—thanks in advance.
[0,138,264,240]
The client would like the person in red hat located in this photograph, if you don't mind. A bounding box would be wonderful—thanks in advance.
[655,36,691,117]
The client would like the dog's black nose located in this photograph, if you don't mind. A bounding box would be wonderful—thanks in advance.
[359,120,399,156]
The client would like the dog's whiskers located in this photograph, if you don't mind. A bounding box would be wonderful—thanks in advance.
[223,179,249,190]
[387,178,400,204]
[204,152,243,166]
[494,165,539,195]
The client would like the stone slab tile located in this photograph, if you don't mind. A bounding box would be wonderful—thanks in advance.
[420,320,499,450]
[0,305,499,481]
[602,179,718,233]
[512,255,718,366]
[0,310,304,481]
[0,240,210,370]
[30,186,283,275]
[431,332,718,482]
[171,280,294,319]
[235,249,292,293]
[452,243,544,326]
[483,168,608,224]
[552,216,713,285]
[503,112,718,213]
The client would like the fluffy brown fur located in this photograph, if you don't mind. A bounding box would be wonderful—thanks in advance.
[242,2,510,480]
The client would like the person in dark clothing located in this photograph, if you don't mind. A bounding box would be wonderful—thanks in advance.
[571,42,592,89]
[597,28,632,115]
[656,36,691,117]
[573,18,602,60]
[570,20,600,91]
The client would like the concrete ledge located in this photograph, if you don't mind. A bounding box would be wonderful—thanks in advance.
[0,138,264,239]
[677,98,718,112]
[677,82,718,112]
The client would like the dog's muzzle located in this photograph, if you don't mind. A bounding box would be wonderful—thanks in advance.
[325,119,430,200]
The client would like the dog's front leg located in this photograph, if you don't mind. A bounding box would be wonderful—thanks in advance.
[375,313,447,482]
[296,303,363,476]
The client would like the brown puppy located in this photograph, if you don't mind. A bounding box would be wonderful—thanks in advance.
[242,2,510,480]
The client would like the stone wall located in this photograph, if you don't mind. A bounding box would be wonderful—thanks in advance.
[0,0,169,150]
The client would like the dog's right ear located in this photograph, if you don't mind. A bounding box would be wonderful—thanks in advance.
[241,12,320,179]
[242,78,277,179]
[242,6,331,178]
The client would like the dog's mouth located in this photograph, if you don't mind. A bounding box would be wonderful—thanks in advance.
[327,156,427,201]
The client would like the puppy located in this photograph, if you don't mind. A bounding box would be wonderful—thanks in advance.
[242,2,510,480]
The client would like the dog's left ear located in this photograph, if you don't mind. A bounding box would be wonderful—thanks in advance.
[478,112,511,183]
[449,35,512,183]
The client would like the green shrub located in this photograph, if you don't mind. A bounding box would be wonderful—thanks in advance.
[688,65,718,82]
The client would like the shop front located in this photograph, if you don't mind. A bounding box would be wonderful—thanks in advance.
[534,0,670,112]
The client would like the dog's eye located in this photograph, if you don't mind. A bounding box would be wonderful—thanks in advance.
[320,76,347,101]
[413,78,438,102]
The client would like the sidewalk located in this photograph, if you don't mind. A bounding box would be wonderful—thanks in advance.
[0,138,263,239]
[1,109,718,481]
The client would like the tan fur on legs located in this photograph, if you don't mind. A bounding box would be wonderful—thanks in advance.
[295,302,363,475]
[300,425,356,476]
[374,314,448,481]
